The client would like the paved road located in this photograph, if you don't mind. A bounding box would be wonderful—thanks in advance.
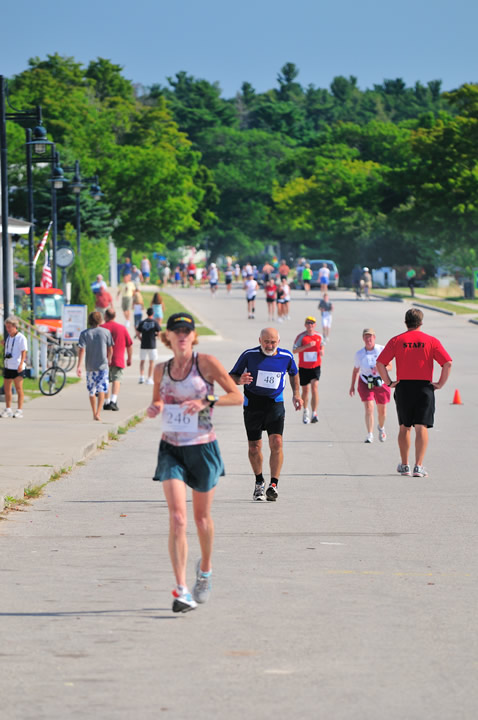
[1,286,477,720]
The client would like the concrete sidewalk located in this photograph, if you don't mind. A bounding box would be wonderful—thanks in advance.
[0,343,171,508]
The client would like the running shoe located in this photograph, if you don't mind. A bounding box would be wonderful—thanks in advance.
[303,410,310,424]
[145,378,154,385]
[253,482,265,501]
[311,413,319,424]
[413,465,428,477]
[365,432,373,443]
[103,401,111,410]
[172,588,197,613]
[397,463,412,476]
[192,560,212,604]
[0,408,13,418]
[12,409,23,419]
[109,401,119,411]
[378,427,387,442]
[138,377,145,384]
[266,483,278,501]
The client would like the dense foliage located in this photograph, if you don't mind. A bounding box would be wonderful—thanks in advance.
[5,55,478,280]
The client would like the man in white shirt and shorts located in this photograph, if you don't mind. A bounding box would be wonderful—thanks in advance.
[1,316,28,418]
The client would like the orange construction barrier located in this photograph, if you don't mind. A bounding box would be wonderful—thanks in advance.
[452,389,463,405]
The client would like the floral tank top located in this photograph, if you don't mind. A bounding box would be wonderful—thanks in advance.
[159,353,216,446]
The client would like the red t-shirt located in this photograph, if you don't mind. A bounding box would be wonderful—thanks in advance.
[377,330,452,381]
[95,290,113,309]
[101,320,133,369]
[265,284,277,300]
[293,331,323,368]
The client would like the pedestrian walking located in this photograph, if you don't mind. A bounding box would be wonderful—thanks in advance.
[94,286,113,318]
[406,267,417,297]
[278,259,290,281]
[230,327,302,501]
[292,316,323,424]
[116,273,136,327]
[102,309,133,411]
[302,263,312,295]
[319,263,330,293]
[147,312,242,613]
[224,264,233,293]
[278,277,291,320]
[136,308,161,385]
[141,255,151,283]
[376,308,452,477]
[151,291,165,327]
[349,328,392,443]
[1,316,27,419]
[131,265,143,284]
[208,263,219,296]
[264,277,277,321]
[318,292,334,343]
[77,311,114,421]
[132,288,145,328]
[361,267,372,299]
[244,274,258,319]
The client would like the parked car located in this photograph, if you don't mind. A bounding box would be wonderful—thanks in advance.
[301,260,339,289]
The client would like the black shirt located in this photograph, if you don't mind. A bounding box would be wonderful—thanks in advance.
[137,318,160,349]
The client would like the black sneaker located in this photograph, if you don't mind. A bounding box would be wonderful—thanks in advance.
[109,401,119,411]
[266,483,278,501]
[103,401,111,410]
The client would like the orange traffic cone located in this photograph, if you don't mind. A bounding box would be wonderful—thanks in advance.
[452,389,463,405]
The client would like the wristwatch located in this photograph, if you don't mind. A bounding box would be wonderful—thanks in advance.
[205,394,219,407]
[387,380,394,387]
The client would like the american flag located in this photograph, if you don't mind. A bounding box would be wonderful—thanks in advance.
[40,252,53,289]
[33,221,53,266]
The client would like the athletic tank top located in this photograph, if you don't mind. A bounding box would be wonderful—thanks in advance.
[159,353,216,446]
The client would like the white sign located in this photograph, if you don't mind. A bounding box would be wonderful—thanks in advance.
[61,304,87,342]
[256,370,282,390]
[162,404,199,433]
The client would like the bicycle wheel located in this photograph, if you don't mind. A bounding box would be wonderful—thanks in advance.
[39,366,67,396]
[58,348,76,372]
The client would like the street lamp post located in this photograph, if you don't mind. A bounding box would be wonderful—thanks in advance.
[69,160,103,256]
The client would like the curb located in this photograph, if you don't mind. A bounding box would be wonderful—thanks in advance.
[412,302,455,316]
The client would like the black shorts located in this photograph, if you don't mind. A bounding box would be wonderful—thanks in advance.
[394,380,435,428]
[243,398,285,441]
[266,298,276,304]
[299,366,321,386]
[225,277,232,285]
[3,368,24,379]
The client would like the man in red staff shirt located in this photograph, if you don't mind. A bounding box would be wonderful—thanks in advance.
[101,308,133,411]
[292,316,324,424]
[376,308,452,478]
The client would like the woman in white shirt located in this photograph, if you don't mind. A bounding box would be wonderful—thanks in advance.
[2,316,28,418]
[349,328,392,443]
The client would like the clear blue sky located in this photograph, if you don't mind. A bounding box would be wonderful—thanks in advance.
[2,0,477,96]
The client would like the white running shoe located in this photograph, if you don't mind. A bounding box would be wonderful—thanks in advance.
[378,427,386,442]
[172,588,197,613]
[365,432,373,443]
[1,408,13,418]
[303,410,310,424]
[253,482,265,501]
[13,409,23,419]
[145,377,154,385]
[138,377,145,384]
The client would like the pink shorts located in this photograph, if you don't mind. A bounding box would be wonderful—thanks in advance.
[357,377,391,404]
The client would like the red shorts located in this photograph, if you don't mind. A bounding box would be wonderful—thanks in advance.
[357,377,391,404]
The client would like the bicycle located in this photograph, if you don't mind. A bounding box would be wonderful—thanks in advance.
[39,344,74,396]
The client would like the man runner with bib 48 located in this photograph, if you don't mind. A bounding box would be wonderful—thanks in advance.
[230,328,302,502]
[147,313,242,613]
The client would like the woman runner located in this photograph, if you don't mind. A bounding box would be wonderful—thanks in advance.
[147,313,242,613]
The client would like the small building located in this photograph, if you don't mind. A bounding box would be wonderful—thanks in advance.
[372,266,396,288]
